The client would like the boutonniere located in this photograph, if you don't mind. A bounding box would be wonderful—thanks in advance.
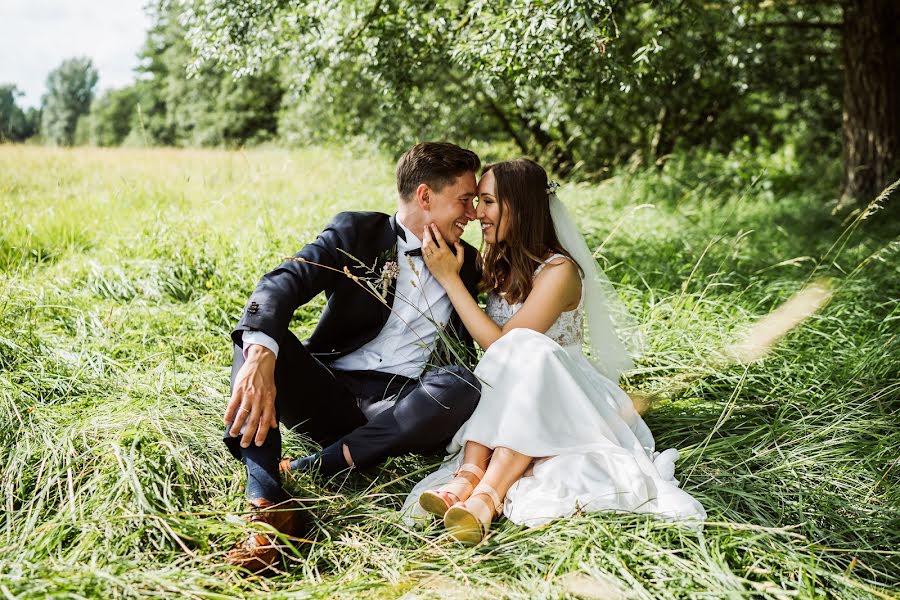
[379,260,400,299]
[373,242,398,300]
[376,243,398,268]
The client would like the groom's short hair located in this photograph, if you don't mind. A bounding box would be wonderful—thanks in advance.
[396,142,480,202]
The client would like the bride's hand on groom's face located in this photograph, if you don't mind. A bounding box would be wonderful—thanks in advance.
[423,223,464,283]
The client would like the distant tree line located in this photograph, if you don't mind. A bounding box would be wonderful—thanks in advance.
[2,0,897,208]
[0,85,40,143]
[1,2,283,149]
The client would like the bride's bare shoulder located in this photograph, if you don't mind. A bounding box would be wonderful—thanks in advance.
[533,256,581,307]
[537,254,579,279]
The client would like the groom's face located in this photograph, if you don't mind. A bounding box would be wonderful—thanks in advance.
[423,171,477,243]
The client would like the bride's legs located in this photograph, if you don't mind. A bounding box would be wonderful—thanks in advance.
[458,441,492,492]
[444,446,532,544]
[442,441,493,502]
[476,446,533,506]
[419,441,492,516]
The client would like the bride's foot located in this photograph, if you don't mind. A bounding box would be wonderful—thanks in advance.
[419,463,484,518]
[443,483,502,545]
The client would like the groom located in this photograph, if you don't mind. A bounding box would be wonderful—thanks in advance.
[223,142,484,571]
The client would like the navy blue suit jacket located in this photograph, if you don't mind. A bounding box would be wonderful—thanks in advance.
[232,211,482,366]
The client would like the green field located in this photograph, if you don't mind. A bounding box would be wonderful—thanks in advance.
[1,145,898,598]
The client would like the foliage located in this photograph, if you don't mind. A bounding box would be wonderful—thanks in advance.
[83,87,141,147]
[0,145,897,597]
[185,0,844,178]
[0,85,38,142]
[40,57,99,146]
[13,0,850,176]
[123,0,284,147]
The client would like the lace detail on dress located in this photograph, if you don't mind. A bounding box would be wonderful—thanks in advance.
[485,254,584,348]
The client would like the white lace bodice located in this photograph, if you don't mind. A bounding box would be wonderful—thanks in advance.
[485,254,584,348]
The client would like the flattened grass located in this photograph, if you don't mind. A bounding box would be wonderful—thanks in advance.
[1,144,897,598]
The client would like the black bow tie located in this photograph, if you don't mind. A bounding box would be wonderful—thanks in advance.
[404,248,423,257]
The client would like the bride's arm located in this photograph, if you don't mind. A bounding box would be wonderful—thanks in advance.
[423,224,581,350]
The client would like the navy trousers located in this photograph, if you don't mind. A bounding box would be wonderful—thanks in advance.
[224,331,481,501]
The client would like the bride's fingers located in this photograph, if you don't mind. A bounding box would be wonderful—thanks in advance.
[429,223,447,249]
[454,241,465,264]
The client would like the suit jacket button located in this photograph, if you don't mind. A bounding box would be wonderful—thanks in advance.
[248,302,259,314]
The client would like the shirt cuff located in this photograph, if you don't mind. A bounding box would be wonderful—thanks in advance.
[242,330,280,359]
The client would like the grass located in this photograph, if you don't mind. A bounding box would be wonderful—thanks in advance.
[0,143,898,598]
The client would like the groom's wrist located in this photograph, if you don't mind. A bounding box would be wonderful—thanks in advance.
[242,330,279,359]
[246,343,276,362]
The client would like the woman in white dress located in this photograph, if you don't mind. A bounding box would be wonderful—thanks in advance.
[403,159,706,544]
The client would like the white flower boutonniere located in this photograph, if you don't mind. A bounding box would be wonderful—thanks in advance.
[380,260,400,299]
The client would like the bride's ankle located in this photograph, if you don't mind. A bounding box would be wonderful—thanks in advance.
[467,490,500,523]
[441,471,480,503]
[457,470,480,489]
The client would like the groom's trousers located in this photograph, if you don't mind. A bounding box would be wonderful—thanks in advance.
[223,331,481,501]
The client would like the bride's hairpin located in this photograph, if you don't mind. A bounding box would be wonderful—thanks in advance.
[546,181,560,195]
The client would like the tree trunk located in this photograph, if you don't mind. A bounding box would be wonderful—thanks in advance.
[478,90,531,157]
[519,115,576,178]
[840,0,900,207]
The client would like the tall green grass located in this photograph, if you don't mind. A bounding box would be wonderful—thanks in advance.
[1,144,897,598]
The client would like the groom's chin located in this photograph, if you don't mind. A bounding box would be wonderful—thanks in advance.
[440,228,461,244]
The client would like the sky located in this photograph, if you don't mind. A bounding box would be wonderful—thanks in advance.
[0,0,152,108]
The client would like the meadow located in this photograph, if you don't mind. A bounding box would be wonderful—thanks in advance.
[0,144,897,599]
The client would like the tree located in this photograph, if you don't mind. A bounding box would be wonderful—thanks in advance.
[86,87,140,146]
[182,1,845,177]
[131,0,284,147]
[125,0,897,205]
[41,57,99,146]
[840,0,900,206]
[0,84,37,142]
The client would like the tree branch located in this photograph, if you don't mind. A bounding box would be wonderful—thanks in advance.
[749,20,843,30]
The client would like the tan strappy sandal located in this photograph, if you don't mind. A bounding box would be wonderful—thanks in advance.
[419,463,485,518]
[443,482,502,545]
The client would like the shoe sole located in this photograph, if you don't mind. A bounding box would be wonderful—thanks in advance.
[443,506,484,545]
[419,491,451,517]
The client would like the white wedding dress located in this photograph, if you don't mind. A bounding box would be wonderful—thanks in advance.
[402,256,706,527]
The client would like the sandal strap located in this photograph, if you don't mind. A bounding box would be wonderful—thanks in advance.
[470,483,502,516]
[454,463,485,480]
[439,478,474,501]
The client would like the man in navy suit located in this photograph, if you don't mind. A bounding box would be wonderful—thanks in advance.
[223,142,483,571]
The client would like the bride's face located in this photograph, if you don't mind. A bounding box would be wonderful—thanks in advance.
[476,170,508,244]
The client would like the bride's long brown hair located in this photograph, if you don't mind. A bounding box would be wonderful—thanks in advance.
[480,159,580,304]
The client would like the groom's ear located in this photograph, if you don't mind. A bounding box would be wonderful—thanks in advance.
[415,183,431,211]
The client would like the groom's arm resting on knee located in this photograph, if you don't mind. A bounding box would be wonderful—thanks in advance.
[225,344,279,448]
[224,213,357,447]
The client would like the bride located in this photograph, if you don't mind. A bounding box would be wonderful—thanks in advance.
[402,158,706,544]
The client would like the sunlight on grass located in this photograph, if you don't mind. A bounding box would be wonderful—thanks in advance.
[726,279,833,364]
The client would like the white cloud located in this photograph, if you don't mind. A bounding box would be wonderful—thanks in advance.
[0,0,151,108]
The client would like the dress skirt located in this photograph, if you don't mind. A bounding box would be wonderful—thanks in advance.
[402,328,706,527]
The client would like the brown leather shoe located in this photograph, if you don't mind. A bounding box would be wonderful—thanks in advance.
[224,497,309,574]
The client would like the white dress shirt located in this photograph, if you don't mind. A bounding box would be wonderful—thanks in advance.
[242,217,454,378]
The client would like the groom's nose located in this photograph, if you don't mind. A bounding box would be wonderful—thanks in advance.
[463,199,476,221]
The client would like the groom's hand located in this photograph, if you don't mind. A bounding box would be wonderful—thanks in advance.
[225,344,279,448]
